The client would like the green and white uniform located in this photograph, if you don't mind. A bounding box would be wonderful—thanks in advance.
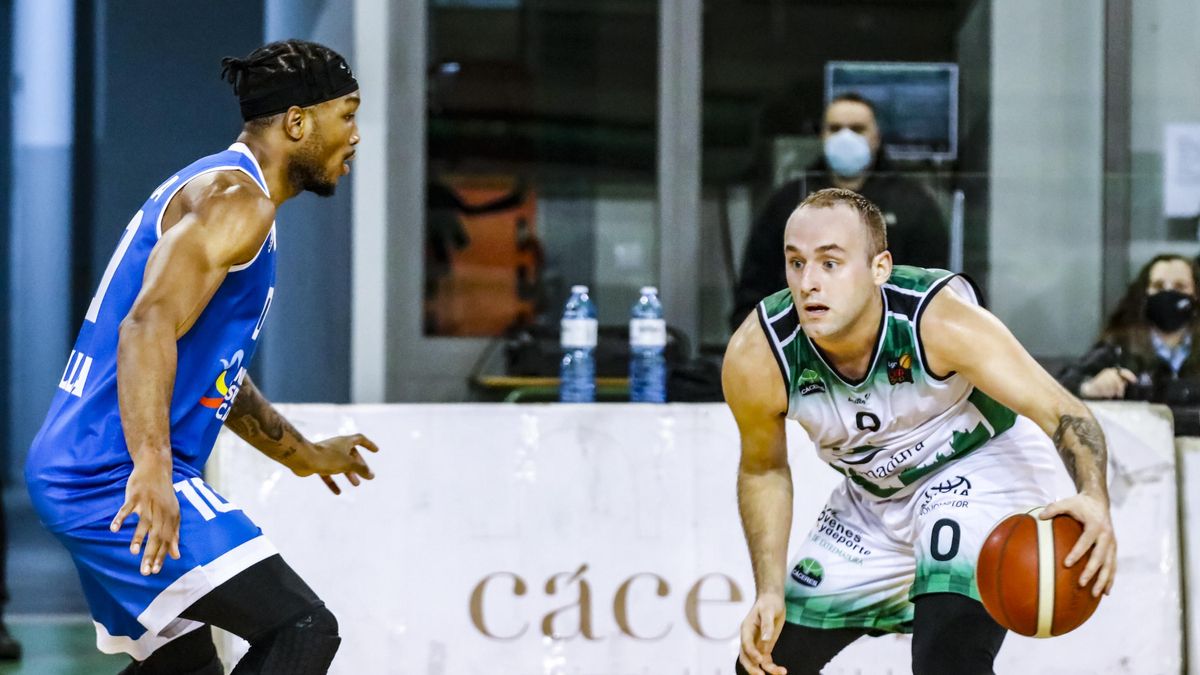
[757,266,1061,633]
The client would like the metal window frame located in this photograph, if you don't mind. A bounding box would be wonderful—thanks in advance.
[658,0,702,354]
[1101,0,1132,317]
[355,0,705,401]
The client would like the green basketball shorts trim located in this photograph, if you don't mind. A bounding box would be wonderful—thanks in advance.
[783,417,1060,633]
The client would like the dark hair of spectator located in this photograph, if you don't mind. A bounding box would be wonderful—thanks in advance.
[1101,254,1200,344]
[829,91,878,119]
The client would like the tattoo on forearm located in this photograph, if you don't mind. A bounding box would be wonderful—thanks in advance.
[225,383,305,462]
[1051,414,1107,490]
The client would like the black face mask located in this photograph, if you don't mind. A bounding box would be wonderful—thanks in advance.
[1145,289,1196,332]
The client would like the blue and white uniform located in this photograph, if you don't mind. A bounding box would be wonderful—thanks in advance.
[25,143,278,659]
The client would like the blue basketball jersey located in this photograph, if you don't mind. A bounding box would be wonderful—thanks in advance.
[26,143,277,532]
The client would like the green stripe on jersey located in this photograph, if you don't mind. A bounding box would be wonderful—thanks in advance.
[756,265,1019,498]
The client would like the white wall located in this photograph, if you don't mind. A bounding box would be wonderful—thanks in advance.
[988,0,1104,356]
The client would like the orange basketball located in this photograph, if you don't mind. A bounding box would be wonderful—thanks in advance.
[975,509,1102,637]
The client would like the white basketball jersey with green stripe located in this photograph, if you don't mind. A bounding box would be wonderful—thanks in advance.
[756,265,1018,499]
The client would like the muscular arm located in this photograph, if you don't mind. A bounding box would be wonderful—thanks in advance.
[921,289,1107,497]
[118,175,275,467]
[723,313,793,597]
[224,375,312,468]
[112,173,274,574]
[922,286,1115,595]
[224,375,379,494]
[725,312,795,674]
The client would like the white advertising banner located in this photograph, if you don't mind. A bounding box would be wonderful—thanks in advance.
[208,402,1179,674]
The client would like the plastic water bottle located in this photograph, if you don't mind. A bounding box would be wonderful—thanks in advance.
[629,286,667,402]
[559,285,598,402]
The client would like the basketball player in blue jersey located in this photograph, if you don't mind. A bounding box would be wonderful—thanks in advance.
[25,40,372,674]
[725,189,1117,675]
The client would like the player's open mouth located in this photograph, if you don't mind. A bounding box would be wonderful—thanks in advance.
[342,151,356,175]
[803,303,829,316]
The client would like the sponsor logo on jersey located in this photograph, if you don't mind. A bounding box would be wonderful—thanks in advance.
[887,353,913,385]
[846,391,871,405]
[925,475,971,498]
[861,444,918,480]
[799,368,826,396]
[836,444,885,465]
[814,508,873,559]
[790,557,824,588]
[200,350,247,421]
[919,475,972,515]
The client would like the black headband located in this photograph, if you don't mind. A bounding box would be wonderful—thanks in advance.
[224,53,359,122]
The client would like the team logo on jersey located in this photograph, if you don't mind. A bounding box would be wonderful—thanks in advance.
[924,475,971,497]
[200,350,247,422]
[790,558,824,588]
[887,353,913,385]
[920,475,972,515]
[799,368,826,396]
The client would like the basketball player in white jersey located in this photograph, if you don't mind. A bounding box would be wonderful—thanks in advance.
[724,188,1116,674]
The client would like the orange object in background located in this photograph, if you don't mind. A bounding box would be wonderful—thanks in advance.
[424,174,540,337]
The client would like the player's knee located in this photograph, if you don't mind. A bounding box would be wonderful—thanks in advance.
[253,603,339,644]
[911,593,1005,675]
[300,603,339,639]
[243,603,341,675]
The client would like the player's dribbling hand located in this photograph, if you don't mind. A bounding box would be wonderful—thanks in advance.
[111,459,181,576]
[291,433,380,495]
[1040,492,1117,598]
[738,593,788,675]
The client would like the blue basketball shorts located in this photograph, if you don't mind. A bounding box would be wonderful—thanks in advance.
[50,474,277,660]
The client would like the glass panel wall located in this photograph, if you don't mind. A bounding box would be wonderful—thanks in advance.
[699,0,1109,366]
[699,0,969,352]
[425,0,659,339]
[1129,0,1200,267]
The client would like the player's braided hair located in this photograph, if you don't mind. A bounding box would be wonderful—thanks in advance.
[798,187,888,258]
[220,39,355,125]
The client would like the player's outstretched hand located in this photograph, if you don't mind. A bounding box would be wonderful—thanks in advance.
[110,460,181,576]
[1040,492,1116,597]
[738,593,788,675]
[291,433,379,495]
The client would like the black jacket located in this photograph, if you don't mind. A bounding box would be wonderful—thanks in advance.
[729,156,949,329]
[1058,332,1200,406]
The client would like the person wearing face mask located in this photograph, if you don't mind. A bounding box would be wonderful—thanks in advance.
[729,92,950,330]
[1059,254,1200,405]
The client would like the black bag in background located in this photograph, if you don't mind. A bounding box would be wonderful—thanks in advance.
[667,354,724,402]
[502,318,724,402]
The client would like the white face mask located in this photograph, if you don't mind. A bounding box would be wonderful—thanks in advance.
[823,128,872,178]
